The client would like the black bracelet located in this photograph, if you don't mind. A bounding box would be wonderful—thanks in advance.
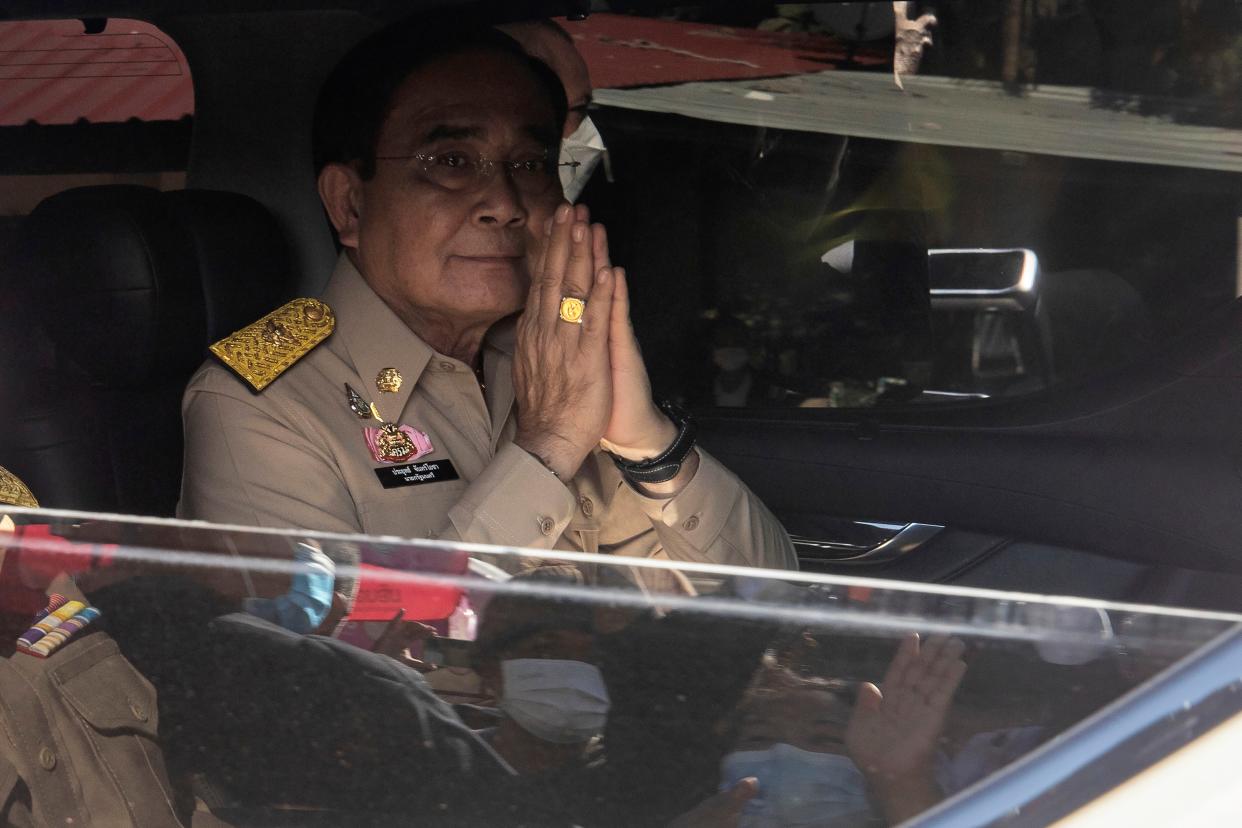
[607,401,697,486]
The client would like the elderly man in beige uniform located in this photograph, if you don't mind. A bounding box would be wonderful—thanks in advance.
[177,24,796,573]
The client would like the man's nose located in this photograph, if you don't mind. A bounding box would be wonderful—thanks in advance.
[473,167,528,227]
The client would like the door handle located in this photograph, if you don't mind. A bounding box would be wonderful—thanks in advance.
[790,522,944,566]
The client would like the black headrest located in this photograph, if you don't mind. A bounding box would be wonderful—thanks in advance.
[163,189,293,343]
[20,186,204,387]
[18,186,292,388]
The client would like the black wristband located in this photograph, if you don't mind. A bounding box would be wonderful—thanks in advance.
[607,401,697,486]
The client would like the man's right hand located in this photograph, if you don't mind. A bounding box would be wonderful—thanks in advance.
[513,202,615,479]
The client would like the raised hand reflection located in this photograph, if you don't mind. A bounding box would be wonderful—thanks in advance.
[700,634,967,828]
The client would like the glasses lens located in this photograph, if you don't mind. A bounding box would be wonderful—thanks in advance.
[421,151,481,190]
[508,152,559,196]
[417,150,559,195]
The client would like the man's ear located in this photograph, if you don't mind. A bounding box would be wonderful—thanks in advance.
[317,162,364,249]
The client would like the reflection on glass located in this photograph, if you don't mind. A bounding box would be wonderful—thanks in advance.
[586,2,1242,410]
[1,510,1238,825]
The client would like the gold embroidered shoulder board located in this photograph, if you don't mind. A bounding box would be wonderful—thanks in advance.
[210,298,335,392]
[0,465,38,509]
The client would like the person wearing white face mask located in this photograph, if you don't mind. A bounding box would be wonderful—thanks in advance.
[498,656,611,745]
[559,113,608,202]
[500,19,609,203]
[472,564,615,776]
[681,634,967,828]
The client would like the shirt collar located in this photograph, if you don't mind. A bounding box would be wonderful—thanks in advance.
[323,253,432,423]
[484,315,517,356]
[322,253,518,426]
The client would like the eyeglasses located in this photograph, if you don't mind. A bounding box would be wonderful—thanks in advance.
[374,149,580,196]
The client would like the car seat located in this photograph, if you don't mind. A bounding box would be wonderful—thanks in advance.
[2,185,293,516]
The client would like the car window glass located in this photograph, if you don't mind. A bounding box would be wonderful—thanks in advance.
[2,508,1238,825]
[572,2,1242,410]
[0,18,193,217]
[0,17,194,439]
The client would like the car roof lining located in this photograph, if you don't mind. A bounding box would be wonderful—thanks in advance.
[2,0,584,21]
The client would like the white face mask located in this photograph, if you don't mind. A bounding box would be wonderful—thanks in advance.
[720,743,872,827]
[559,115,607,203]
[498,658,611,744]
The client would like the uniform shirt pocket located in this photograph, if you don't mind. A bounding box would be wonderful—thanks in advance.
[52,641,160,738]
[46,635,182,826]
[358,478,469,539]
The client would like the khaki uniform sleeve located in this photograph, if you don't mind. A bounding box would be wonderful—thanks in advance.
[631,448,798,571]
[179,385,361,534]
[180,378,577,550]
[442,442,576,550]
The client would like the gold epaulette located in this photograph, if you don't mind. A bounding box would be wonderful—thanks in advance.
[0,465,38,509]
[209,298,335,392]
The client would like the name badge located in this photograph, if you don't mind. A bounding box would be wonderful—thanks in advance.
[374,459,460,489]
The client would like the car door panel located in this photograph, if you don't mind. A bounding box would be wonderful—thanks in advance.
[696,303,1242,597]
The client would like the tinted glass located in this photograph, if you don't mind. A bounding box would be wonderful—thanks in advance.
[574,1,1242,408]
[0,19,193,416]
[2,509,1237,826]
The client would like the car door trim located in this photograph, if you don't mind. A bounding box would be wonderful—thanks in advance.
[791,522,944,565]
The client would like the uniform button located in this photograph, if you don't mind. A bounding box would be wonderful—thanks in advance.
[39,747,56,771]
[129,701,148,722]
[683,515,700,531]
[438,361,456,372]
[579,496,595,517]
[538,516,555,536]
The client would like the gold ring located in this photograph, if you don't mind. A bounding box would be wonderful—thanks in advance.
[558,296,586,324]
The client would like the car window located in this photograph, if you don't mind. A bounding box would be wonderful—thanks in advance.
[2,6,1240,821]
[572,2,1242,409]
[0,18,195,464]
[1,507,1237,825]
[0,18,193,219]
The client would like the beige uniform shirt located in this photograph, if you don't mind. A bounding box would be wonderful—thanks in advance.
[178,255,796,572]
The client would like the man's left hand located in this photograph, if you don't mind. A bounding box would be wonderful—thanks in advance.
[578,212,699,496]
[582,218,677,461]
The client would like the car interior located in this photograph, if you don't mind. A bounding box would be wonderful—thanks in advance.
[1,0,1241,615]
[2,3,1242,824]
